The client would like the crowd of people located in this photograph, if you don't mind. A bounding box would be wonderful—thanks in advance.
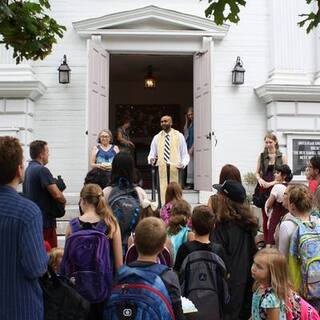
[1,128,320,320]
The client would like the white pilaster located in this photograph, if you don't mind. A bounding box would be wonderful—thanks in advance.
[268,0,314,85]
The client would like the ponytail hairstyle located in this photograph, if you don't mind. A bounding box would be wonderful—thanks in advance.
[80,183,118,238]
[167,199,191,235]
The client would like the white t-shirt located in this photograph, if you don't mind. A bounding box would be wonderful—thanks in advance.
[270,184,287,203]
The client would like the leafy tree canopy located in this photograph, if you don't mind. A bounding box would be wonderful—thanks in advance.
[203,0,320,33]
[0,0,66,64]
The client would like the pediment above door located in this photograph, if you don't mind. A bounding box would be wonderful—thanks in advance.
[73,5,229,39]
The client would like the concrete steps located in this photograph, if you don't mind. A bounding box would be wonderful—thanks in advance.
[57,189,200,247]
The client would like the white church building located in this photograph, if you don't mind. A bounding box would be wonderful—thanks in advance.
[1,0,320,196]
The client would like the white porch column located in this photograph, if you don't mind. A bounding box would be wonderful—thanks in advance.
[268,0,314,85]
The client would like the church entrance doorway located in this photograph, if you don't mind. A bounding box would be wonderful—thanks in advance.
[109,54,193,188]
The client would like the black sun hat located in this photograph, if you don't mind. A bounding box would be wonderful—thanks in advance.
[212,180,246,204]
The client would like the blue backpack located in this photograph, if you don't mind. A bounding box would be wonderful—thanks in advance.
[108,184,140,252]
[104,264,175,320]
[289,219,320,300]
[60,218,113,303]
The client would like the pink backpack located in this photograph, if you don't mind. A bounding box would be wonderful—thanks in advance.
[286,292,320,320]
[160,202,173,225]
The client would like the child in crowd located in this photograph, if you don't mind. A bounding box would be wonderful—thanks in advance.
[174,205,226,271]
[62,183,123,320]
[251,248,320,319]
[251,248,289,319]
[48,247,64,274]
[127,198,160,248]
[211,180,258,320]
[174,205,229,320]
[305,163,319,193]
[167,199,194,262]
[286,185,320,311]
[265,164,293,245]
[278,185,318,257]
[126,199,173,265]
[64,183,123,269]
[160,181,183,225]
[105,217,185,320]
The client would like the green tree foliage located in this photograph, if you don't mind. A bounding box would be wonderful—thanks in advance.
[204,0,320,33]
[0,0,66,64]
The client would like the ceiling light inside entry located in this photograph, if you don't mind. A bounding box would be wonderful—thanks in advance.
[144,65,156,89]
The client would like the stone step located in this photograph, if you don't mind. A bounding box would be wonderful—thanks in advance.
[64,190,200,206]
[57,190,201,237]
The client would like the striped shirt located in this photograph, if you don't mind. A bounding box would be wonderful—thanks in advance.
[0,185,48,320]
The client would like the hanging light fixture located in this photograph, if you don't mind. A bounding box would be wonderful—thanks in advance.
[58,54,71,84]
[144,65,156,89]
[232,56,245,85]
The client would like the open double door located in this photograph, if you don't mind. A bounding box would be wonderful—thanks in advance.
[87,37,214,191]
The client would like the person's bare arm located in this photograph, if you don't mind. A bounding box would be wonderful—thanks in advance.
[266,194,276,211]
[47,184,66,204]
[112,225,123,269]
[256,155,269,188]
[266,308,280,320]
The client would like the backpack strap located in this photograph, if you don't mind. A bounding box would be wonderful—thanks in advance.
[94,220,108,234]
[69,218,81,233]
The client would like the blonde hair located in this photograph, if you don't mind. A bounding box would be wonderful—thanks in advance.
[264,133,279,150]
[48,247,64,273]
[288,184,313,213]
[315,188,320,210]
[167,199,191,235]
[135,217,167,255]
[253,248,291,303]
[80,183,118,238]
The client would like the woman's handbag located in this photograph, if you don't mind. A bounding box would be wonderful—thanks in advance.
[252,183,270,209]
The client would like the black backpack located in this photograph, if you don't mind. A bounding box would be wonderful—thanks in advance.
[179,250,229,320]
[40,267,90,320]
[108,185,140,250]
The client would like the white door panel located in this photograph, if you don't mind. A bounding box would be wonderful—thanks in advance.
[87,39,109,166]
[193,37,214,191]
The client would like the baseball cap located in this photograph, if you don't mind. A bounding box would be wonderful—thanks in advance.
[212,180,246,203]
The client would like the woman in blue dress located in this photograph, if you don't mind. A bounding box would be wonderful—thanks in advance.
[90,129,119,182]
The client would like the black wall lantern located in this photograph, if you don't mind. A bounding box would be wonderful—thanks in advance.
[232,56,245,85]
[58,55,71,84]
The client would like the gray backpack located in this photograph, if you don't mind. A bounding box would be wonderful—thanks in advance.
[179,250,229,320]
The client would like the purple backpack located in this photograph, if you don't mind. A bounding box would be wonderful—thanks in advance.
[60,218,113,303]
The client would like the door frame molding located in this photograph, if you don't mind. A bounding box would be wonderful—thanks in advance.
[81,6,229,190]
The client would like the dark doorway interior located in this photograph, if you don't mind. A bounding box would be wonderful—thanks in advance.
[109,54,193,188]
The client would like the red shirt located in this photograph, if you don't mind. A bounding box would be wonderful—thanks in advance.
[309,179,319,193]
